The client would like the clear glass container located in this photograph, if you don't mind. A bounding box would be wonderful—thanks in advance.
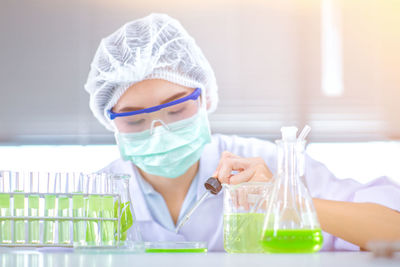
[223,182,272,253]
[261,127,323,253]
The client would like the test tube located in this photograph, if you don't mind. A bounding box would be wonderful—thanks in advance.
[86,174,101,246]
[72,173,85,246]
[44,173,56,244]
[58,173,70,244]
[101,174,115,246]
[13,172,25,244]
[0,171,12,243]
[28,172,40,244]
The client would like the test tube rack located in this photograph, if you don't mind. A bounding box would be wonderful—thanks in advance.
[0,192,122,248]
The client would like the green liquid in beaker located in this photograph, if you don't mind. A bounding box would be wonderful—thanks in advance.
[86,195,101,245]
[261,229,323,253]
[223,213,265,253]
[73,194,85,246]
[58,196,70,244]
[0,193,11,243]
[14,193,25,244]
[102,196,115,246]
[28,195,40,244]
[44,195,56,244]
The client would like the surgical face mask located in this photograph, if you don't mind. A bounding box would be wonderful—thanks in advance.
[115,110,211,178]
[111,89,211,178]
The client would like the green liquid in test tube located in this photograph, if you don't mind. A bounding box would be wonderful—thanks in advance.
[58,196,70,243]
[14,191,25,244]
[101,196,115,245]
[28,172,40,244]
[0,193,11,243]
[86,195,101,245]
[73,194,85,245]
[44,195,56,244]
[28,195,40,244]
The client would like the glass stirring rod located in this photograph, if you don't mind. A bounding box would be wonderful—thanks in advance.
[176,177,222,233]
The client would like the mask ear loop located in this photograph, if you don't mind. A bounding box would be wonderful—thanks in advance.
[150,119,170,135]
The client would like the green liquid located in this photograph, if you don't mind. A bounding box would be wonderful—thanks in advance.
[145,248,207,253]
[114,201,133,243]
[0,193,11,243]
[58,196,70,244]
[28,195,40,244]
[14,193,25,243]
[262,229,323,253]
[86,195,101,245]
[73,194,85,246]
[101,196,115,246]
[223,213,265,253]
[44,195,56,244]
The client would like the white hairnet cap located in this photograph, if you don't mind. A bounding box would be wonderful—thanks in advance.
[84,13,218,131]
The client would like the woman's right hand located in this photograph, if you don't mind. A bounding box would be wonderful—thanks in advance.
[213,151,273,185]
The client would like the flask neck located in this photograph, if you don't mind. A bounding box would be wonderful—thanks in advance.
[275,140,305,184]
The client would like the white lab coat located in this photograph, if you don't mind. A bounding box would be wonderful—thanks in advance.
[101,134,400,251]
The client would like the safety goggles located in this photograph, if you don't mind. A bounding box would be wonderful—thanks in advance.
[108,88,203,134]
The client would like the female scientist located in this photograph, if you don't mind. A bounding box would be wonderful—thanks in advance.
[84,13,400,251]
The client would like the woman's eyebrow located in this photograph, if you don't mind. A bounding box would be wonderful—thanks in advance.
[115,91,190,113]
[160,91,189,105]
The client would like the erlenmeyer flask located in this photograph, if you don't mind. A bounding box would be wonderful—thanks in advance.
[261,127,323,253]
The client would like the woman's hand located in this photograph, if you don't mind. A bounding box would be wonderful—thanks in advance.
[213,151,273,184]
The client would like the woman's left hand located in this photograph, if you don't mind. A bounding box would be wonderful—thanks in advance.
[213,151,273,185]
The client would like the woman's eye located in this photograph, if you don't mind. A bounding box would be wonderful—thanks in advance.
[168,107,185,115]
[127,119,145,126]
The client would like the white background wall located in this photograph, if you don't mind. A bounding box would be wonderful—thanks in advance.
[0,0,399,144]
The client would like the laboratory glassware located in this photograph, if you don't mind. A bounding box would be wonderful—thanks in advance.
[261,127,323,253]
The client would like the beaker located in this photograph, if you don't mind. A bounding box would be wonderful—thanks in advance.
[261,127,323,253]
[111,173,142,247]
[223,182,272,253]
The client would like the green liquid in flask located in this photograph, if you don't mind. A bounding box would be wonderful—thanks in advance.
[58,196,70,244]
[86,195,101,245]
[28,195,40,244]
[101,196,115,246]
[0,193,12,243]
[223,213,266,253]
[262,229,323,253]
[44,195,56,244]
[73,194,85,246]
[14,192,25,243]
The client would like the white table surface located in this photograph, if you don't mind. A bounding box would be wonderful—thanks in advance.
[1,250,400,267]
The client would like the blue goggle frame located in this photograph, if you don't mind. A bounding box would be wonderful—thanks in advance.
[108,88,201,120]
